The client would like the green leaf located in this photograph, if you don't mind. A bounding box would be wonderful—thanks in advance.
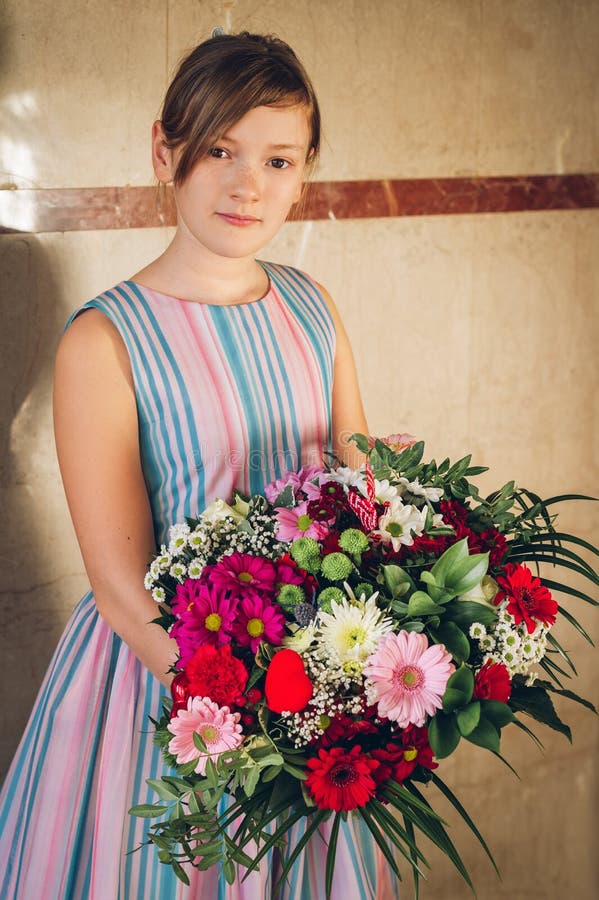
[282,762,308,780]
[349,431,370,453]
[430,622,471,664]
[407,591,446,616]
[172,860,191,886]
[480,700,514,729]
[428,713,461,758]
[431,539,469,584]
[445,665,475,702]
[509,683,572,741]
[383,564,414,599]
[273,483,296,508]
[465,716,500,753]
[430,773,499,877]
[446,553,490,596]
[457,701,481,736]
[536,680,597,714]
[325,813,342,899]
[128,803,169,818]
[445,599,498,629]
[146,778,181,802]
[243,765,260,798]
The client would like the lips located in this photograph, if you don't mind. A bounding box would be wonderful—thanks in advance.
[216,212,261,226]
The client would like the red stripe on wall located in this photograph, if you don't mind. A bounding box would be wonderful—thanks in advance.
[1,174,598,234]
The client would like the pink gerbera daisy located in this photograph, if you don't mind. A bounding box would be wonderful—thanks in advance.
[209,552,277,595]
[364,631,454,727]
[232,594,286,653]
[167,696,243,774]
[170,581,238,665]
[275,501,331,542]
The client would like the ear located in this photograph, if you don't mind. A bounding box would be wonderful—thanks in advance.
[152,120,175,183]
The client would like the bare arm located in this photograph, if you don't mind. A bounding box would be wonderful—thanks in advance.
[53,309,178,686]
[317,282,369,468]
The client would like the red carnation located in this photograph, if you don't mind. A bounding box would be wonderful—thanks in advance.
[185,643,248,708]
[319,714,378,748]
[305,745,379,811]
[479,528,508,568]
[495,563,557,634]
[473,660,512,702]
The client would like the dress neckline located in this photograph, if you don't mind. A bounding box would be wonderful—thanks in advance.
[124,260,275,309]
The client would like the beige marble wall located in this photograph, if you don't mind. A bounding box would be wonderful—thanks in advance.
[1,2,598,898]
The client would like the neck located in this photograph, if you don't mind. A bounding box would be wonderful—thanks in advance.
[130,231,270,305]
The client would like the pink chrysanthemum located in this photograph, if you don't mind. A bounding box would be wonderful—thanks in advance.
[232,594,286,653]
[170,580,238,665]
[275,501,331,542]
[209,553,277,595]
[167,696,243,774]
[364,631,454,727]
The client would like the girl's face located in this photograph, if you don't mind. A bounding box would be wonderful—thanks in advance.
[160,104,311,262]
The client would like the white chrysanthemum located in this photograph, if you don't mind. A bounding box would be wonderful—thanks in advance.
[327,466,366,490]
[373,498,427,551]
[504,632,521,650]
[155,550,172,574]
[169,562,187,580]
[189,529,207,549]
[152,586,166,603]
[149,560,162,579]
[187,560,203,579]
[144,572,154,591]
[479,634,496,652]
[168,523,191,554]
[397,477,444,503]
[372,478,400,504]
[282,621,318,653]
[469,622,487,640]
[316,595,393,668]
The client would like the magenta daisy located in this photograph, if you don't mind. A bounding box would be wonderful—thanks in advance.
[275,501,332,542]
[209,553,277,595]
[170,580,238,665]
[364,631,454,728]
[232,594,286,653]
[167,696,243,774]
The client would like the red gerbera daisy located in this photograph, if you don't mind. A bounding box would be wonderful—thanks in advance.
[185,643,248,708]
[305,745,379,811]
[495,563,557,634]
[473,660,512,702]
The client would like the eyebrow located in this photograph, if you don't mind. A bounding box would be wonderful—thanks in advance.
[218,136,304,153]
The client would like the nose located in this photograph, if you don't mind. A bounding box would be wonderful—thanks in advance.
[229,162,261,203]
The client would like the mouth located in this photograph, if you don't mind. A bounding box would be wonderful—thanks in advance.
[216,212,261,226]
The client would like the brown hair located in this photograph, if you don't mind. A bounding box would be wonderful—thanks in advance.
[161,32,321,185]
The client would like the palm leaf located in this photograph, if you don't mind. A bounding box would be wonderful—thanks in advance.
[325,813,342,900]
[273,810,328,895]
[358,806,403,882]
[430,774,500,877]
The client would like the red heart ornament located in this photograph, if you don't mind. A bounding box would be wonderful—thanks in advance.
[265,649,313,713]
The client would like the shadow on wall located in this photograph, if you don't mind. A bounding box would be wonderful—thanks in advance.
[0,235,85,780]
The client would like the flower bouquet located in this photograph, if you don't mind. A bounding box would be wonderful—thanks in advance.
[131,434,598,895]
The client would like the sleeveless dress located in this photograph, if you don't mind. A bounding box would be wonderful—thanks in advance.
[0,262,400,900]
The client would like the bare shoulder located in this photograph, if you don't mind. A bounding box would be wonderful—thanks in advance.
[56,307,133,389]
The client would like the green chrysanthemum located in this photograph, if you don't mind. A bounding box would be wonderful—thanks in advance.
[321,552,353,582]
[353,582,375,600]
[317,586,346,614]
[277,583,306,610]
[290,537,322,573]
[338,528,369,554]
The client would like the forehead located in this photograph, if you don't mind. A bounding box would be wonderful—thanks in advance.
[221,104,311,148]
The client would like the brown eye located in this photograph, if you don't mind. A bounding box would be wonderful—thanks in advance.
[268,158,290,169]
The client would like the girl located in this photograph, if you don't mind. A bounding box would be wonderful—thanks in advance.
[0,32,400,899]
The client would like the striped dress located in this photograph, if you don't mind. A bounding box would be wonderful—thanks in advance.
[0,262,400,900]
